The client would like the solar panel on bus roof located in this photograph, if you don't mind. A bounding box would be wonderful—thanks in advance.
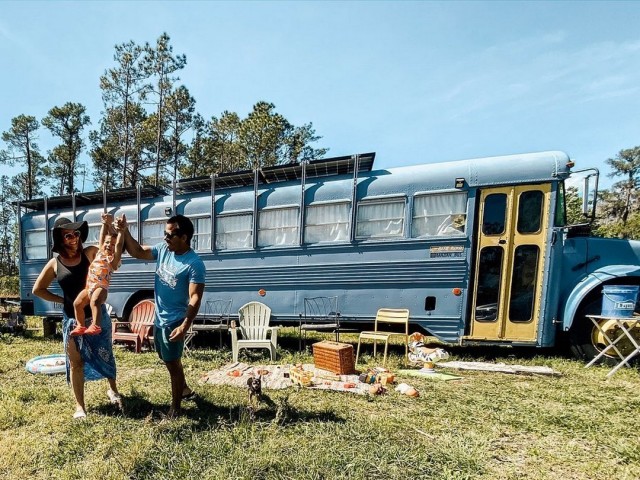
[18,153,375,210]
[175,152,375,194]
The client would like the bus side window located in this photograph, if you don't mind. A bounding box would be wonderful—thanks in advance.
[356,199,405,239]
[412,192,467,237]
[258,208,299,247]
[216,213,253,250]
[304,202,350,244]
[84,224,101,248]
[24,230,48,260]
[142,220,166,246]
[517,191,543,234]
[192,216,212,251]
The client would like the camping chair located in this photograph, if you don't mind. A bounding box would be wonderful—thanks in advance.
[112,299,155,353]
[355,308,410,366]
[187,299,233,349]
[298,296,341,351]
[231,301,278,362]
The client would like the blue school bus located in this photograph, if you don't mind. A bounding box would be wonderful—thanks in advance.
[17,150,640,360]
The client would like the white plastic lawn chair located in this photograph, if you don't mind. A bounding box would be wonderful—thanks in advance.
[231,301,278,362]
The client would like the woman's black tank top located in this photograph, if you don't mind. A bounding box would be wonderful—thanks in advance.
[56,253,92,318]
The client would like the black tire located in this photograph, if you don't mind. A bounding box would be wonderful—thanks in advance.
[567,295,617,365]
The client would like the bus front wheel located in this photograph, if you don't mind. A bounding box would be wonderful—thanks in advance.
[568,297,621,366]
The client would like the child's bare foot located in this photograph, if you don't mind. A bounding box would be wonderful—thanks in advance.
[70,325,87,336]
[85,324,102,335]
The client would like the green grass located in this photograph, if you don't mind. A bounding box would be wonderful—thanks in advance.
[1,329,639,480]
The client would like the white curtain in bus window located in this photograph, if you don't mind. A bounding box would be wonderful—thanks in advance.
[215,214,253,250]
[304,202,350,244]
[412,192,467,237]
[24,230,47,260]
[356,200,405,239]
[142,220,166,246]
[121,222,138,255]
[85,224,101,247]
[192,217,211,251]
[258,208,299,247]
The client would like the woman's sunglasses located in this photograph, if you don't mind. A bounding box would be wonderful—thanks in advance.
[63,230,81,241]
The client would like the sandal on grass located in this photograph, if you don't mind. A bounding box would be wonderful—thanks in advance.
[73,409,86,420]
[107,389,123,407]
[182,391,197,401]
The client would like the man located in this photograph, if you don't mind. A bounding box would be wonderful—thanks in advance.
[117,214,205,418]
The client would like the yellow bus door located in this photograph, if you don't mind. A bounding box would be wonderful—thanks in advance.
[469,184,551,341]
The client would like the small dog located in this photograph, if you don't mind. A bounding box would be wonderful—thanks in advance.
[246,374,263,420]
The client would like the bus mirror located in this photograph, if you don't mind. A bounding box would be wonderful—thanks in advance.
[568,168,599,224]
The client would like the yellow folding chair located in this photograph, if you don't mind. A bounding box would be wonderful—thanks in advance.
[355,308,409,366]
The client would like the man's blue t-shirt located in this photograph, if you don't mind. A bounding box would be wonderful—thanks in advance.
[151,243,206,328]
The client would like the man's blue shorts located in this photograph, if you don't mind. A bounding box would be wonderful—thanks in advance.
[154,324,184,362]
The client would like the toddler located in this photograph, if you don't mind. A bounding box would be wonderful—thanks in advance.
[70,214,124,336]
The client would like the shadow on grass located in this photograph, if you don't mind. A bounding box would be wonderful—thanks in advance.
[186,392,346,430]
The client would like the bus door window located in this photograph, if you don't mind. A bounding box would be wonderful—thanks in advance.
[482,193,507,235]
[508,245,540,322]
[517,191,543,233]
[475,246,504,321]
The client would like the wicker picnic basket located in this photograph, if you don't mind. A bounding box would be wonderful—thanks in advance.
[312,341,356,375]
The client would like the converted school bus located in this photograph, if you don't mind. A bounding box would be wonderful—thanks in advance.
[17,151,640,360]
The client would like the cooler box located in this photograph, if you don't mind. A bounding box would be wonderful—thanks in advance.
[312,341,356,375]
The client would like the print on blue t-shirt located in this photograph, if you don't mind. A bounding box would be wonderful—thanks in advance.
[151,243,206,328]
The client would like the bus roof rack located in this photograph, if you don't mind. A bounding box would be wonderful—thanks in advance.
[18,153,376,209]
[18,185,167,211]
[175,152,376,194]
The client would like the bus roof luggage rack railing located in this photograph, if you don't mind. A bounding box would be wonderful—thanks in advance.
[187,299,233,348]
[355,308,410,367]
[298,296,341,352]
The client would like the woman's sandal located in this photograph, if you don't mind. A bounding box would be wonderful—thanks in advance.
[73,409,87,420]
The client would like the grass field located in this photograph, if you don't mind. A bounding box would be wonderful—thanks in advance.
[1,327,639,480]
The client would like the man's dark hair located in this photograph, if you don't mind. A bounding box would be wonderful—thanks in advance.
[167,215,195,243]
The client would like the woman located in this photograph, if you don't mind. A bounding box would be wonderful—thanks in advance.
[32,216,122,420]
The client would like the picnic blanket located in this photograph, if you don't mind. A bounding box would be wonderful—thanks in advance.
[199,362,369,395]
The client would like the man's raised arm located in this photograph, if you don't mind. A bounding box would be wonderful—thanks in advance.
[115,214,154,261]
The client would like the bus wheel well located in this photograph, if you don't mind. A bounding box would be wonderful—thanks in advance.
[568,279,640,365]
[123,290,154,321]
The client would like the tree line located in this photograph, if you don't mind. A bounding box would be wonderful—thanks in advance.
[1,33,639,278]
[0,33,327,275]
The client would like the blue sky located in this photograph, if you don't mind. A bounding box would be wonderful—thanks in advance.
[2,1,640,193]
